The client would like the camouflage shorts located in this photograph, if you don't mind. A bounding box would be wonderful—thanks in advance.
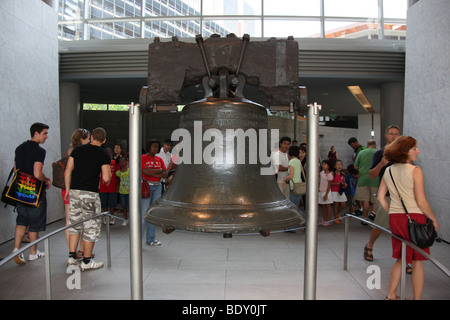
[68,190,102,242]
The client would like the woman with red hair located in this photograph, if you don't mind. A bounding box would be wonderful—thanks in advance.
[377,136,439,300]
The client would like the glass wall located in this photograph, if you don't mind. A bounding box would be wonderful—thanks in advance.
[57,0,407,41]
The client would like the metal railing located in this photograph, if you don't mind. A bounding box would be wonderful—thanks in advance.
[0,211,115,300]
[237,213,450,300]
[343,213,450,300]
[194,213,449,300]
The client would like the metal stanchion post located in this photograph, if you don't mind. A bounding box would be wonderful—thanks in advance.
[129,103,143,300]
[304,102,321,300]
[106,214,111,267]
[344,215,349,271]
[400,242,406,300]
[45,238,51,300]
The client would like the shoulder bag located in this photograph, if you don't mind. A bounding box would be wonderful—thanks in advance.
[293,164,306,196]
[388,167,436,249]
[142,178,151,199]
[2,169,44,208]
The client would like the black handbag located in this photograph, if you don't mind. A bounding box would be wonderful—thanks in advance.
[2,168,17,208]
[389,168,437,249]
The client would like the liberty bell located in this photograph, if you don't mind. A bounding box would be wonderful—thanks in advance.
[142,35,305,237]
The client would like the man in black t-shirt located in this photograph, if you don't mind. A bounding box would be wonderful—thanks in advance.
[64,127,111,271]
[12,123,51,264]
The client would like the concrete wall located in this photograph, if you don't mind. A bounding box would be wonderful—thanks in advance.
[358,113,381,148]
[0,0,62,243]
[403,0,450,240]
[318,126,358,168]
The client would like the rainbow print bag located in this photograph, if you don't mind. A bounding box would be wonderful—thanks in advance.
[3,169,44,208]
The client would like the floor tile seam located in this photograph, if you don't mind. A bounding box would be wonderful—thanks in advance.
[340,269,375,300]
[223,269,228,299]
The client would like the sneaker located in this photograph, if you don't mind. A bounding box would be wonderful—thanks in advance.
[368,211,376,221]
[67,257,78,266]
[29,250,45,261]
[122,219,128,227]
[109,217,115,225]
[146,240,162,246]
[80,259,104,271]
[12,248,26,265]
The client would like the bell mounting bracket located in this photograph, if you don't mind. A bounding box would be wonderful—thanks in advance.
[139,34,307,113]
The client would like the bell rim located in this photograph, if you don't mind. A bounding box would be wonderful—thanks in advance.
[145,197,304,234]
[146,214,303,235]
[150,197,295,210]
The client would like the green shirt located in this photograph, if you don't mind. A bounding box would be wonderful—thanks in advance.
[116,169,130,194]
[288,158,302,190]
[354,148,378,187]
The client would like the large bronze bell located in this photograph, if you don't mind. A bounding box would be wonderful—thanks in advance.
[144,96,304,237]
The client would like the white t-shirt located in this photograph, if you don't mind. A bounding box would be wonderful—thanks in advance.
[156,147,172,169]
[272,150,289,183]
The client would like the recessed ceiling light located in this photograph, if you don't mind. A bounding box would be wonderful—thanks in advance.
[347,86,374,113]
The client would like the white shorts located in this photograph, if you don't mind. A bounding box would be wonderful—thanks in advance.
[318,191,333,205]
[331,191,347,203]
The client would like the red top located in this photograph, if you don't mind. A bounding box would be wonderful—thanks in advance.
[100,159,119,193]
[331,171,344,192]
[141,154,166,182]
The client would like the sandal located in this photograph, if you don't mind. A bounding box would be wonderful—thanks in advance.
[385,295,400,300]
[364,244,373,261]
[406,264,413,274]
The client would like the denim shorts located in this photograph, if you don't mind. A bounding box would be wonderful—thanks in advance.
[120,193,129,209]
[100,192,118,209]
[16,194,47,232]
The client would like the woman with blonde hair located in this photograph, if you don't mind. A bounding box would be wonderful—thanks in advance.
[377,136,439,300]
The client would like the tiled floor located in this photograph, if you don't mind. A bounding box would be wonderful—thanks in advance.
[1,214,449,300]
